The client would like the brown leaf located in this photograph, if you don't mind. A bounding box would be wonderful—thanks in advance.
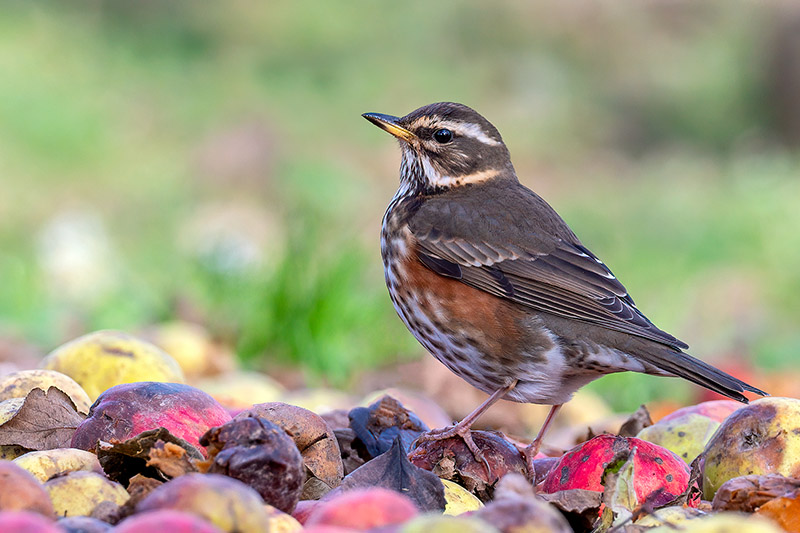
[348,395,428,459]
[0,387,84,450]
[96,427,202,486]
[540,488,603,530]
[618,405,652,437]
[713,474,800,513]
[333,437,446,512]
[147,441,198,479]
[115,474,164,523]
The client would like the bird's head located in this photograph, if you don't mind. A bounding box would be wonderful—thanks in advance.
[363,102,514,193]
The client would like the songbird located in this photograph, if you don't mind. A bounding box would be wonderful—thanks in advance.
[363,102,765,472]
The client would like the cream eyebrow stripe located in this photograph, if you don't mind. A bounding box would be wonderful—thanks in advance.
[407,117,501,146]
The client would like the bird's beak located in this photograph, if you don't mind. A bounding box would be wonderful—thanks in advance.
[362,112,416,142]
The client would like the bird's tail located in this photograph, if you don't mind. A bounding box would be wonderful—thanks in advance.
[640,348,767,403]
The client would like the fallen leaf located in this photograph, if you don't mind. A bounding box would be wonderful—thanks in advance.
[96,428,201,486]
[539,489,603,530]
[618,405,653,437]
[713,474,800,512]
[349,395,428,458]
[147,441,197,479]
[333,437,446,512]
[0,387,84,450]
[334,427,367,476]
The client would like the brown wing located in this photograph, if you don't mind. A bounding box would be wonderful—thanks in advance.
[408,181,690,351]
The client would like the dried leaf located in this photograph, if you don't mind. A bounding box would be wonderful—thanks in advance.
[618,405,653,437]
[96,427,202,486]
[0,387,84,450]
[334,437,446,512]
[334,427,366,476]
[348,395,428,458]
[147,441,198,479]
[713,474,800,512]
[114,473,163,523]
[539,489,603,530]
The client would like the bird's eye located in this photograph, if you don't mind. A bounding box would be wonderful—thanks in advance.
[433,129,453,144]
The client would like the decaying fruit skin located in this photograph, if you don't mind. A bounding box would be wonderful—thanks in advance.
[540,434,689,507]
[702,397,800,499]
[71,382,231,456]
[201,416,305,513]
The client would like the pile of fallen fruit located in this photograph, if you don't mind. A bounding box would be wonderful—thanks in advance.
[0,328,798,532]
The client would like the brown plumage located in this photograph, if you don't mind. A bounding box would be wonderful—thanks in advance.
[364,102,766,470]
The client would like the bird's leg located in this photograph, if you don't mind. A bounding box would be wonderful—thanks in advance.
[416,380,518,470]
[523,403,562,481]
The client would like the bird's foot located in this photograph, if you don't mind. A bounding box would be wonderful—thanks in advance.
[415,424,491,478]
[522,438,543,484]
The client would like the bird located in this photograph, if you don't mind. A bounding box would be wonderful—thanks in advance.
[363,102,766,474]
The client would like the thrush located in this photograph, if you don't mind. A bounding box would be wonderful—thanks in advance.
[363,102,766,473]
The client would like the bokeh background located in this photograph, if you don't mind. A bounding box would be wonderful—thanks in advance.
[2,1,800,412]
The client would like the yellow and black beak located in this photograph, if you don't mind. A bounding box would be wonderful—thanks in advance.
[362,112,416,142]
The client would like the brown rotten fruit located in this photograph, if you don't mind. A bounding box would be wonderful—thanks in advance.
[201,416,304,513]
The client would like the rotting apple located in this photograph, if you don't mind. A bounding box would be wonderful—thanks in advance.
[71,382,231,456]
[702,397,800,499]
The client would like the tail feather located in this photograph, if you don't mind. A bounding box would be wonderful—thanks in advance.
[639,348,768,403]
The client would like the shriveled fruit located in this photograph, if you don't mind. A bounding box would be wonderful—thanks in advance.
[43,471,129,517]
[702,397,800,499]
[40,330,184,400]
[306,487,418,530]
[0,511,60,533]
[201,416,304,513]
[14,448,102,482]
[0,461,55,517]
[135,473,271,533]
[540,434,689,508]
[636,413,720,464]
[113,510,224,533]
[408,430,527,501]
[71,382,231,456]
[0,369,92,414]
[239,402,343,500]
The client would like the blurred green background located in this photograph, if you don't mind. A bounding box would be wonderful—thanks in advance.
[2,1,799,410]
